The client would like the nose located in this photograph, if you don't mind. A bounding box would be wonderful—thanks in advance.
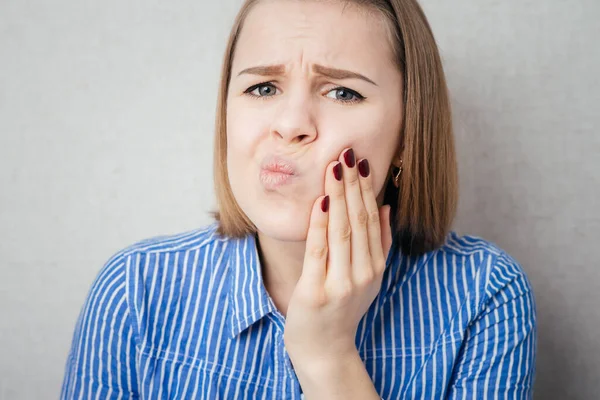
[269,88,317,145]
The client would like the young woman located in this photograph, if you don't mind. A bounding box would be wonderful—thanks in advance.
[61,0,536,398]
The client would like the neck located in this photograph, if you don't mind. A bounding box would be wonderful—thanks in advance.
[256,232,306,317]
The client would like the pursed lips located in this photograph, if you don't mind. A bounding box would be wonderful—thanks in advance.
[259,155,298,189]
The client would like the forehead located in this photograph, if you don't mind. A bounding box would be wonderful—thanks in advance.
[232,0,395,75]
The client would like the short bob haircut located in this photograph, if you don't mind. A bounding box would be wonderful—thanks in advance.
[211,0,458,257]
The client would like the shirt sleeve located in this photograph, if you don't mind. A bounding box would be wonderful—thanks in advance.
[446,251,537,399]
[60,252,140,399]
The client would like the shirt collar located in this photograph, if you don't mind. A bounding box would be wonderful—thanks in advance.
[226,231,276,339]
[224,226,409,340]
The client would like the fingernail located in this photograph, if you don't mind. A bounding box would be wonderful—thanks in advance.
[358,159,370,178]
[333,162,343,181]
[343,148,356,168]
[321,195,330,212]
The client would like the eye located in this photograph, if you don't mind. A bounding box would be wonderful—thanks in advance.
[325,87,365,104]
[245,82,278,98]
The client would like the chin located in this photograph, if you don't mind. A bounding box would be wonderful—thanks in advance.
[229,171,315,242]
[249,203,311,242]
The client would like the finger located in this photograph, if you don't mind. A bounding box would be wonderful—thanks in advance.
[324,159,352,289]
[340,150,372,284]
[300,195,330,288]
[357,158,388,275]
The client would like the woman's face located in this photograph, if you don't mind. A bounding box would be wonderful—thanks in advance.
[226,0,403,242]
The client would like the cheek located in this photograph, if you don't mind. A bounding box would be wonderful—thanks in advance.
[320,104,400,148]
[320,111,399,196]
[226,107,265,156]
[364,128,400,196]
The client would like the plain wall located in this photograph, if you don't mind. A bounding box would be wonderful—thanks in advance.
[1,0,598,399]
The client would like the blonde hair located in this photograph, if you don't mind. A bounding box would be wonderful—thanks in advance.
[211,0,458,256]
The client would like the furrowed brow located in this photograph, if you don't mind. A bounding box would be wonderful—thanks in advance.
[312,64,377,86]
[237,65,286,77]
[237,64,377,86]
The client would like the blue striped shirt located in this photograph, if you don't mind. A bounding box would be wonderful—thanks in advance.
[61,222,536,399]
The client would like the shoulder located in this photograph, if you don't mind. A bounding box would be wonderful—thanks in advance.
[431,231,529,278]
[86,222,235,331]
[110,221,236,285]
[441,231,530,282]
[439,231,506,257]
[392,231,535,322]
[120,221,227,256]
[432,231,535,316]
[74,224,229,340]
[104,221,228,267]
[386,231,530,302]
[90,222,230,298]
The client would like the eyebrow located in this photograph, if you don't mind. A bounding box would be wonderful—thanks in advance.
[236,64,377,86]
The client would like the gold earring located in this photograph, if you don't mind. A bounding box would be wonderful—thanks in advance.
[392,159,403,188]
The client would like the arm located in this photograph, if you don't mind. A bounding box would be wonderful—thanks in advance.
[60,252,139,399]
[447,252,537,399]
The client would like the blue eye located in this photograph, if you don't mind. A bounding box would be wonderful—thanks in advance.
[244,82,365,104]
[325,87,364,104]
[245,83,277,98]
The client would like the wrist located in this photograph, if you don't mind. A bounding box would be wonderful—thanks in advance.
[291,349,361,381]
[285,336,357,369]
[292,350,380,400]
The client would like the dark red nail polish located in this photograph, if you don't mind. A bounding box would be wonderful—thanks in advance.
[321,196,330,212]
[358,159,370,178]
[344,148,356,168]
[333,162,343,181]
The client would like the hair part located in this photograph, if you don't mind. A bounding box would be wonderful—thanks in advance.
[210,0,458,256]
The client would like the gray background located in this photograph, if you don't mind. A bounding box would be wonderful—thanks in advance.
[1,0,598,399]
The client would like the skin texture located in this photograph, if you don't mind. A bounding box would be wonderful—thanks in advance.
[226,1,404,396]
[226,0,404,319]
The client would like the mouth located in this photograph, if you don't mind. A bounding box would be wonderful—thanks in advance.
[259,155,298,190]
